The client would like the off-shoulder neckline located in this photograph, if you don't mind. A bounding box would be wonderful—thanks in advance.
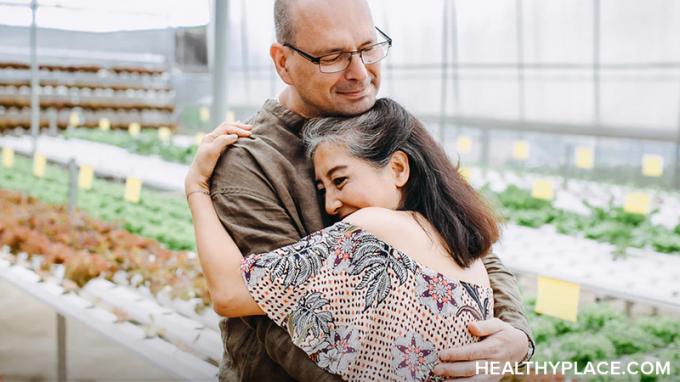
[335,221,494,293]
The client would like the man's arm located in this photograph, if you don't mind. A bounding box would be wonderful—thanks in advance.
[483,252,534,344]
[210,144,342,382]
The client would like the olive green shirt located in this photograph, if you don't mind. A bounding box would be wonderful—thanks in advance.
[210,99,533,381]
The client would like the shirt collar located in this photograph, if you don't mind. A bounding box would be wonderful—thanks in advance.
[262,99,307,136]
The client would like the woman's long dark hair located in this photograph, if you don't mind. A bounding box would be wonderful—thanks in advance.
[302,98,499,268]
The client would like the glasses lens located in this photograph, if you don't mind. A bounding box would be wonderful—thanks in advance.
[319,53,351,73]
[361,42,389,64]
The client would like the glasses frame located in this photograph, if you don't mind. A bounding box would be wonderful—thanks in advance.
[283,27,392,73]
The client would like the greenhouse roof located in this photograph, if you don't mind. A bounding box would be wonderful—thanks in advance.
[0,0,210,32]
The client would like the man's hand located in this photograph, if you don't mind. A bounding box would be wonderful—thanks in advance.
[433,318,529,381]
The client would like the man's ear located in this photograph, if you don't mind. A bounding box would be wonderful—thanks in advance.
[270,43,294,85]
[390,151,410,188]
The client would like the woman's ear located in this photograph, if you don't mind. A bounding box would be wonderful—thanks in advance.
[390,151,410,188]
[270,43,294,85]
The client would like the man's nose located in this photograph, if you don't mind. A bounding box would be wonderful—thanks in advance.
[344,52,369,81]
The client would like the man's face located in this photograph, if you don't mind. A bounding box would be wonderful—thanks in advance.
[285,0,382,117]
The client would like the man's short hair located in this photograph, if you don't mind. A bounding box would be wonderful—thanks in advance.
[274,0,295,44]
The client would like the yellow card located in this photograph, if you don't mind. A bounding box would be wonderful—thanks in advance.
[128,122,141,136]
[535,276,580,322]
[195,132,206,146]
[642,154,663,177]
[512,140,529,161]
[226,111,236,123]
[158,126,171,143]
[199,106,210,123]
[624,192,650,215]
[456,136,472,154]
[124,177,142,204]
[459,166,471,181]
[33,153,46,178]
[69,112,80,127]
[99,118,111,131]
[531,179,554,201]
[575,146,594,169]
[2,147,14,168]
[78,165,94,190]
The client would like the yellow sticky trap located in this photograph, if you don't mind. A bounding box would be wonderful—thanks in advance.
[226,111,236,123]
[642,154,663,177]
[459,166,471,181]
[33,153,46,178]
[128,122,141,137]
[69,112,80,127]
[99,118,111,131]
[624,192,650,215]
[575,147,594,170]
[535,276,580,322]
[78,165,94,190]
[158,126,171,143]
[199,107,210,123]
[2,147,14,168]
[456,136,472,154]
[531,179,554,201]
[512,140,529,161]
[195,133,206,146]
[124,177,142,204]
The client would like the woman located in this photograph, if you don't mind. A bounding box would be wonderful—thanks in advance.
[185,98,500,381]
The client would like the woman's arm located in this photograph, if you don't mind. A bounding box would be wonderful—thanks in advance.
[187,191,264,317]
[185,122,264,317]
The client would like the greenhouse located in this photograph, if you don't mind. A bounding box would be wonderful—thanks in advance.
[0,0,679,381]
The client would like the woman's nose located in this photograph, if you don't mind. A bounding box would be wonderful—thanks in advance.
[325,192,342,216]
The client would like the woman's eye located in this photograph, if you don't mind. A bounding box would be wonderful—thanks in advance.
[333,177,347,187]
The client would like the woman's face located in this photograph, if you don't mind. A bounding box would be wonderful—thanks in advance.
[313,142,404,219]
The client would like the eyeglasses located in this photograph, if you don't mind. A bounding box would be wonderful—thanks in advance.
[284,27,392,73]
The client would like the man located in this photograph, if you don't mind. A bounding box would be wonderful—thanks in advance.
[209,0,534,380]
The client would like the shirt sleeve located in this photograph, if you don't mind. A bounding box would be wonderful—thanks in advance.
[210,145,342,382]
[482,251,535,357]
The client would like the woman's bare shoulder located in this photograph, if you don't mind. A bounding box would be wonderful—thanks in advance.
[343,207,418,240]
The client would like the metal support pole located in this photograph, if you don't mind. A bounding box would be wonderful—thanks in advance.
[29,0,40,155]
[68,158,78,215]
[438,0,449,145]
[211,0,230,127]
[624,300,633,317]
[48,109,57,136]
[240,0,251,103]
[673,81,680,189]
[561,142,571,188]
[450,0,460,137]
[516,0,525,122]
[56,158,78,382]
[481,128,490,171]
[592,0,601,127]
[674,138,680,190]
[57,313,66,382]
[592,0,603,170]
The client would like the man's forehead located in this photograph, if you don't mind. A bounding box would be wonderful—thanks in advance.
[290,0,375,49]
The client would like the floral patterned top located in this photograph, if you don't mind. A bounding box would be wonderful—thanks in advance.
[241,221,494,382]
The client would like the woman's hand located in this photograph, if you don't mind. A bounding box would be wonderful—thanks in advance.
[184,121,252,195]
